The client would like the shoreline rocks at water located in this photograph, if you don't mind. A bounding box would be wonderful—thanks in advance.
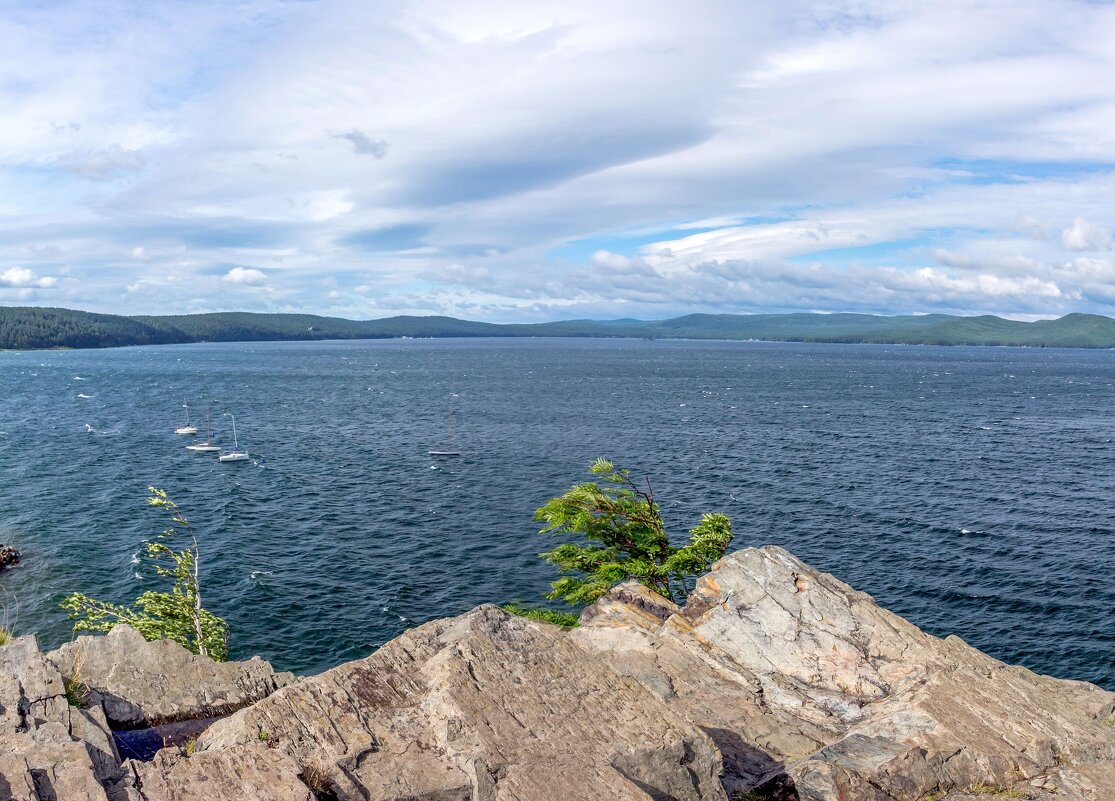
[1,545,1112,800]
[0,543,18,570]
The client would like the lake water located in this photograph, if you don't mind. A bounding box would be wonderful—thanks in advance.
[0,338,1111,689]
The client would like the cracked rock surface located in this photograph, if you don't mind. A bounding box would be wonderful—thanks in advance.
[0,634,119,800]
[190,604,726,801]
[1,546,1111,801]
[573,546,1115,801]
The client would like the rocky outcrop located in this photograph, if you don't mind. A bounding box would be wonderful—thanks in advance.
[1,546,1112,801]
[573,547,1115,801]
[48,624,295,729]
[0,634,121,800]
[167,605,725,801]
[0,543,18,570]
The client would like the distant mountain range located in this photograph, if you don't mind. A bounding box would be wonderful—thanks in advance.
[3,306,1115,350]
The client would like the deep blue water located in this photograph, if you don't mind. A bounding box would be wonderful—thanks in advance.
[0,338,1111,689]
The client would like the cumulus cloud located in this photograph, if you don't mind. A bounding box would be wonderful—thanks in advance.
[1,267,57,288]
[222,267,267,285]
[333,130,388,158]
[1061,218,1112,251]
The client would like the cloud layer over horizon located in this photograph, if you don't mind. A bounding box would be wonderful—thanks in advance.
[2,0,1115,321]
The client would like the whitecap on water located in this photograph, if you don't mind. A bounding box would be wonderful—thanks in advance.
[77,393,92,399]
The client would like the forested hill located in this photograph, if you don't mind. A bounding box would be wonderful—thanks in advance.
[3,306,1115,350]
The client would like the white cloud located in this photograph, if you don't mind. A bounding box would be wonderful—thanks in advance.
[222,267,267,285]
[1061,217,1112,251]
[1,267,57,288]
[4,1,1115,319]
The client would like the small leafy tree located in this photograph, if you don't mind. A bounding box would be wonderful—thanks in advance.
[535,458,733,606]
[61,488,228,661]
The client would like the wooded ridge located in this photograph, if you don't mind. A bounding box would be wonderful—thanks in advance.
[3,305,1115,349]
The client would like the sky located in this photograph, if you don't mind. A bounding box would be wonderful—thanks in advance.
[2,0,1115,321]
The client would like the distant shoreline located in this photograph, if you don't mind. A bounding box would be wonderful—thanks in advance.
[3,306,1115,350]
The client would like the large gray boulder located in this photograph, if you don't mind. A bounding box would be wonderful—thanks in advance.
[572,546,1115,801]
[47,624,295,729]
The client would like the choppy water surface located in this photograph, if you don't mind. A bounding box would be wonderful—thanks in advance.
[0,338,1111,688]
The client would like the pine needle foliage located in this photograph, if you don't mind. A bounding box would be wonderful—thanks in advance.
[535,458,733,606]
[61,488,229,661]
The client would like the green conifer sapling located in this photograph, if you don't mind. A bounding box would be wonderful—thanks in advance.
[535,458,733,606]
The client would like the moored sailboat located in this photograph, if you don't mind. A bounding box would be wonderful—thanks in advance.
[428,411,461,457]
[218,413,249,462]
[175,402,198,435]
[186,411,221,453]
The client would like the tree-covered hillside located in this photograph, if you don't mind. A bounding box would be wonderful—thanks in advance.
[3,306,1115,350]
[0,307,190,350]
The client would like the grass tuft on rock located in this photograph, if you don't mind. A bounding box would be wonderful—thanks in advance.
[967,783,1028,798]
[300,762,339,801]
[63,675,90,707]
[501,603,580,629]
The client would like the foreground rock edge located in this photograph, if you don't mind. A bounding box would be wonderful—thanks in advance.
[0,545,1107,801]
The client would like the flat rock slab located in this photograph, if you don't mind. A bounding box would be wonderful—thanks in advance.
[191,605,728,801]
[48,624,295,729]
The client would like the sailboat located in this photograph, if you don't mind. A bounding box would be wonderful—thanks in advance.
[218,413,249,462]
[428,411,461,457]
[186,411,221,453]
[175,402,198,435]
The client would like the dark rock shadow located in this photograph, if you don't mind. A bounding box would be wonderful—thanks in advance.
[112,716,222,762]
[29,768,57,801]
[700,727,800,800]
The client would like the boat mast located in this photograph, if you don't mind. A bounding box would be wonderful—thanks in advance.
[224,412,239,450]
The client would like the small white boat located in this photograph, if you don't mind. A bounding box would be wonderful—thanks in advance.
[186,412,221,453]
[428,411,461,457]
[218,413,249,462]
[175,402,198,436]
